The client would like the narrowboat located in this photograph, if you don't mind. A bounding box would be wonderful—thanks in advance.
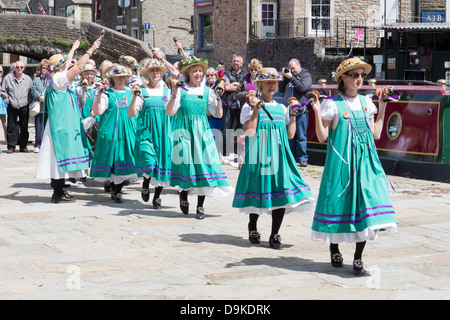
[306,80,450,183]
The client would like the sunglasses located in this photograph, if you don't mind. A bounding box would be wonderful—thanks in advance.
[346,72,366,79]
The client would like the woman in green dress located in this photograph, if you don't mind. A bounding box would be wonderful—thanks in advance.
[310,57,398,275]
[129,59,172,209]
[232,68,315,249]
[91,64,141,203]
[36,38,101,203]
[166,56,233,219]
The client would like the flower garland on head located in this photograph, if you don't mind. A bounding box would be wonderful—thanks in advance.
[105,65,132,78]
[49,54,69,72]
[179,56,208,71]
[142,59,165,69]
[251,70,283,82]
[118,55,140,71]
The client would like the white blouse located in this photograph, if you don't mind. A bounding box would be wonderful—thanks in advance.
[240,101,290,125]
[321,94,377,129]
[165,83,219,116]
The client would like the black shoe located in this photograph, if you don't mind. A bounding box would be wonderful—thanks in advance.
[152,197,162,209]
[111,192,123,203]
[248,230,261,244]
[51,193,75,204]
[195,207,205,219]
[63,191,74,200]
[353,259,365,276]
[269,234,283,250]
[330,252,343,267]
[103,181,112,193]
[179,194,189,215]
[141,188,150,202]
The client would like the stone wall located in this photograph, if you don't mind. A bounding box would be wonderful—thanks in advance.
[0,13,151,63]
[142,0,194,55]
[247,37,343,84]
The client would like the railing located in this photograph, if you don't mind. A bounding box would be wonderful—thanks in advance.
[251,18,382,54]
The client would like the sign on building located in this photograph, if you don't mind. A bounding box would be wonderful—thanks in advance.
[422,11,445,23]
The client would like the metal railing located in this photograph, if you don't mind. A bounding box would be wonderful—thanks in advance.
[251,18,382,53]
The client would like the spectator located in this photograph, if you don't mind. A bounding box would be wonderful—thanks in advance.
[222,54,246,159]
[31,59,49,153]
[279,59,312,167]
[1,61,33,153]
[0,66,7,150]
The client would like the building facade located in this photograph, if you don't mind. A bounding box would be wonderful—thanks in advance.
[194,0,450,81]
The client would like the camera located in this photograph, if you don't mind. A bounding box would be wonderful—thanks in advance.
[283,67,291,73]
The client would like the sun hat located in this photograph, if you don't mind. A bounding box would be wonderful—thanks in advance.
[179,56,209,78]
[140,59,167,79]
[79,64,97,75]
[105,64,132,79]
[251,67,283,82]
[118,55,140,71]
[48,54,68,72]
[332,57,372,81]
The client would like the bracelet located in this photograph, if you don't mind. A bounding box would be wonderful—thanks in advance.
[171,95,176,99]
[86,51,93,57]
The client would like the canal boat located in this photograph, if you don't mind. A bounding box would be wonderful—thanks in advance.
[306,80,450,183]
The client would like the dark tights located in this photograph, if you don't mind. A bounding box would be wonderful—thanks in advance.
[248,208,285,236]
[330,241,367,260]
[143,178,164,200]
[180,190,205,208]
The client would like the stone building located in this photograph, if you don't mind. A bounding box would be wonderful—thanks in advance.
[193,0,450,82]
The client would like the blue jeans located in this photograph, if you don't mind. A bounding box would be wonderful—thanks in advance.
[34,113,43,148]
[289,112,309,162]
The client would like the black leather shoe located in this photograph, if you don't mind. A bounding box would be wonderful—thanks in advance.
[152,197,161,209]
[111,192,123,203]
[195,207,205,219]
[269,234,283,250]
[330,252,344,268]
[103,181,112,192]
[141,188,150,202]
[353,259,365,276]
[179,194,189,215]
[51,193,75,203]
[63,191,74,200]
[248,230,261,244]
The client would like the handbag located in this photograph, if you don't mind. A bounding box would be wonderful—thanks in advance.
[29,100,40,116]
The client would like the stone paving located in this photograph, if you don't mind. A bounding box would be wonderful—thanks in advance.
[0,129,449,301]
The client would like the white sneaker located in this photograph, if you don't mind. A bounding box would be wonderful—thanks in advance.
[34,147,40,153]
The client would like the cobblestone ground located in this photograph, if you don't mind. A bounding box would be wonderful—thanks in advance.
[0,126,449,300]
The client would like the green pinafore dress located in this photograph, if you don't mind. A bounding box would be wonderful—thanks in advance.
[311,95,398,243]
[43,81,91,173]
[170,86,231,196]
[90,88,137,179]
[135,86,172,184]
[232,102,315,214]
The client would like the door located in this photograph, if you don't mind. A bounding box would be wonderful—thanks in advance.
[261,2,277,38]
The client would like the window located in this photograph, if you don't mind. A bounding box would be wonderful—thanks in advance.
[311,0,330,32]
[199,13,213,50]
[262,3,275,27]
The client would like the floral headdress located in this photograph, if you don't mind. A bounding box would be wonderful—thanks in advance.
[179,56,209,78]
[105,64,132,79]
[48,54,69,72]
[140,59,167,78]
[118,55,140,71]
[251,67,283,82]
[332,57,372,81]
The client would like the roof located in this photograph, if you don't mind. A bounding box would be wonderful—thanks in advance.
[353,23,450,32]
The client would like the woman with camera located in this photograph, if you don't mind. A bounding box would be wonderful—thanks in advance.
[310,57,398,276]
